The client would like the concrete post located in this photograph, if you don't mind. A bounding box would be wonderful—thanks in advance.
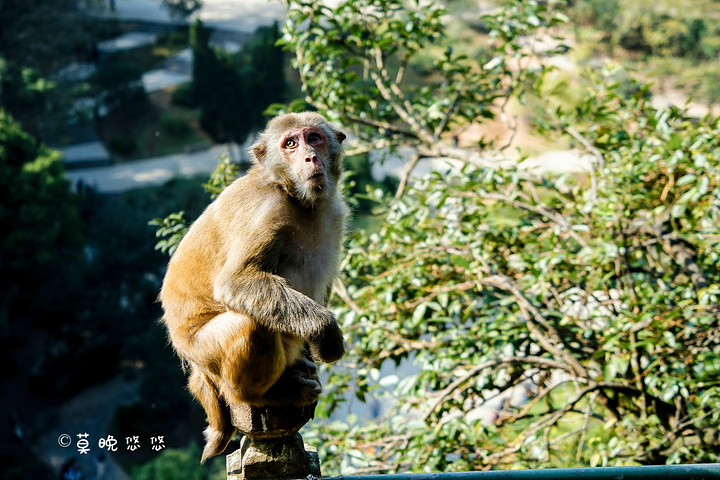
[226,402,321,480]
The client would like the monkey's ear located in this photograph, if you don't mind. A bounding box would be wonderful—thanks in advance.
[252,141,267,164]
[334,131,346,144]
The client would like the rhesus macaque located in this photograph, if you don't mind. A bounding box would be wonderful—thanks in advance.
[159,112,348,462]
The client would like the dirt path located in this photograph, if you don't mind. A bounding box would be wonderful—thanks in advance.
[29,375,140,480]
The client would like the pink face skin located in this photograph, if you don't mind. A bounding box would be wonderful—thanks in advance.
[280,127,330,188]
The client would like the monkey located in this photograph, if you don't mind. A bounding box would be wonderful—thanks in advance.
[159,112,348,463]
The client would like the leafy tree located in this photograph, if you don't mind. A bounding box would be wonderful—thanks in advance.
[0,0,104,72]
[190,19,287,143]
[154,0,720,473]
[93,60,147,113]
[0,58,55,135]
[159,0,202,21]
[190,19,252,142]
[242,22,287,127]
[0,109,83,338]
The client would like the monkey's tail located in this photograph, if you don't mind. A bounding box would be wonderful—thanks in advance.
[188,368,235,463]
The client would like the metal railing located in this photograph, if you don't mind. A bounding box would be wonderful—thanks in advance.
[328,464,720,480]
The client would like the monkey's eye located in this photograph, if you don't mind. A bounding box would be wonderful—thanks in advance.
[308,132,322,143]
[283,138,297,149]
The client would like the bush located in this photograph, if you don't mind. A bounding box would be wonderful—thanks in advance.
[131,444,206,480]
[170,83,197,108]
[571,0,619,37]
[157,29,189,48]
[189,19,286,142]
[108,135,138,155]
[277,0,720,471]
[614,10,711,58]
[700,34,720,60]
[0,109,83,338]
[700,67,720,105]
[93,60,147,112]
[160,112,192,138]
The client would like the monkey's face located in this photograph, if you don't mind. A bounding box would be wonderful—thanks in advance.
[279,126,335,201]
[252,112,346,206]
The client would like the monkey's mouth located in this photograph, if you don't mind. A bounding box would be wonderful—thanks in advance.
[307,172,326,189]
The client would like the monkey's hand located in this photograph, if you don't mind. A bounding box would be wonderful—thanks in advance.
[294,356,319,378]
[308,319,345,363]
[264,362,322,406]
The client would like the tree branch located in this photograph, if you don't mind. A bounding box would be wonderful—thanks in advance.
[395,153,423,198]
[478,192,590,249]
[368,47,437,145]
[434,91,461,139]
[334,278,362,315]
[478,274,590,379]
[421,356,577,422]
[341,112,419,139]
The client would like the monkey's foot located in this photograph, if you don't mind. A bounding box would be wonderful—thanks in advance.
[262,365,322,406]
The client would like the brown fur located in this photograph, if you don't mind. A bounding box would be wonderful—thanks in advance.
[159,112,348,462]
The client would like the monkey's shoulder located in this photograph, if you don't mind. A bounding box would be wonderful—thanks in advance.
[209,174,293,227]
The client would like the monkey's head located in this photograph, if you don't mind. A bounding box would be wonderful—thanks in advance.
[251,112,346,207]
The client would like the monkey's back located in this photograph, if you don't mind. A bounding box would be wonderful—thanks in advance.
[159,170,294,332]
[161,174,257,331]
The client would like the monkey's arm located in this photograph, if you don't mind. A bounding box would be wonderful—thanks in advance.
[213,242,344,363]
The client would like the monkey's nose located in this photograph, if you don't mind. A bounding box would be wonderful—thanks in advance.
[305,155,318,163]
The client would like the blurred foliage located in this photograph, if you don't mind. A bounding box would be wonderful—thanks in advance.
[0,58,56,135]
[160,111,193,138]
[190,19,250,142]
[569,0,720,105]
[130,443,225,480]
[23,175,210,396]
[0,109,83,340]
[170,82,198,108]
[0,0,106,73]
[81,178,215,468]
[159,0,202,21]
[190,20,286,143]
[287,0,719,472]
[240,22,289,128]
[344,153,399,215]
[92,60,148,113]
[108,134,139,155]
[570,0,720,58]
[0,139,212,472]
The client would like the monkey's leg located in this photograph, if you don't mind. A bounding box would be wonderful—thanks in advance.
[194,311,319,408]
[201,312,285,406]
[188,366,234,463]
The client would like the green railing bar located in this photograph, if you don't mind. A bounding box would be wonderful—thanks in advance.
[329,464,720,480]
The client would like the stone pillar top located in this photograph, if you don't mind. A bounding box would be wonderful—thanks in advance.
[230,402,317,441]
[227,402,321,480]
